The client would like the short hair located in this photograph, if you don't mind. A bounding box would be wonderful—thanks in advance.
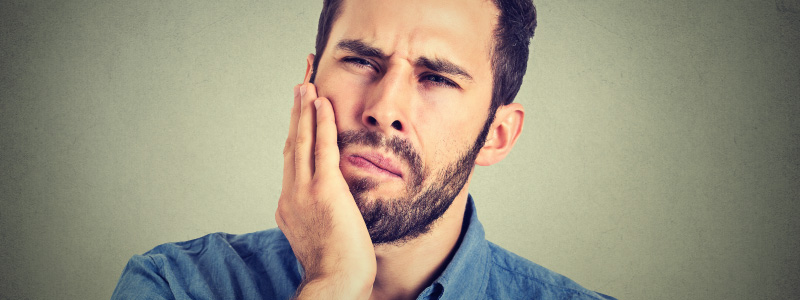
[309,0,537,113]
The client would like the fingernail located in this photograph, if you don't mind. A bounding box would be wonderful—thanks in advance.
[313,99,321,109]
[300,84,307,97]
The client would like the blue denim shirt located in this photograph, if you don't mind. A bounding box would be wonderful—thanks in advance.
[112,196,615,299]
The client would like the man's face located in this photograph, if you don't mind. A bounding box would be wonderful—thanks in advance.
[312,0,498,244]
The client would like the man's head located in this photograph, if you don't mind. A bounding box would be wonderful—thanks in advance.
[304,0,536,244]
[310,0,537,111]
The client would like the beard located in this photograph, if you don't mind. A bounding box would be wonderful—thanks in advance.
[337,112,495,245]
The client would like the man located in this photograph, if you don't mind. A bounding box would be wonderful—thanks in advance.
[113,0,615,299]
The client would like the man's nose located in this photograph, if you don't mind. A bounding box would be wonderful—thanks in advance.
[361,68,411,134]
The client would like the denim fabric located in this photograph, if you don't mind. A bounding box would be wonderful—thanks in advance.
[112,195,615,299]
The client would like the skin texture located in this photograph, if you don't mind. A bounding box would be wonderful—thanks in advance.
[275,0,526,299]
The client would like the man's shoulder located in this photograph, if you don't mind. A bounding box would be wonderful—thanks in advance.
[485,242,615,300]
[112,228,300,300]
[139,228,299,281]
[146,228,292,259]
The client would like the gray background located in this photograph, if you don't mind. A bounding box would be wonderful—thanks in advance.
[2,0,799,299]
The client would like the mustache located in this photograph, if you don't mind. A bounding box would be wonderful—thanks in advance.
[337,129,423,175]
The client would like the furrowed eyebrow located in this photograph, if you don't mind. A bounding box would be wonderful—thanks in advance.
[335,39,473,82]
[336,39,386,58]
[416,57,474,82]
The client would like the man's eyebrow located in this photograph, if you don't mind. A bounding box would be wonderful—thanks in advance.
[416,57,474,82]
[336,39,386,58]
[336,39,473,82]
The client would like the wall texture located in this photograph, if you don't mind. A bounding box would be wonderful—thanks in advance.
[1,0,798,299]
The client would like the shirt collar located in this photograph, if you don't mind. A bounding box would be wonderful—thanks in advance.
[293,195,491,299]
[425,194,490,299]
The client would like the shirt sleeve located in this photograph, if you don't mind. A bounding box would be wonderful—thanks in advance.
[111,254,174,300]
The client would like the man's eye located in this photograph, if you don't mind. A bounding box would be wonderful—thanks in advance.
[343,57,376,70]
[421,74,459,88]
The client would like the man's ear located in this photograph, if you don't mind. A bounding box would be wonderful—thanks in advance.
[304,53,315,83]
[475,103,525,166]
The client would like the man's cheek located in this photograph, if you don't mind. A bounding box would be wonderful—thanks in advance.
[328,97,361,134]
[328,98,344,134]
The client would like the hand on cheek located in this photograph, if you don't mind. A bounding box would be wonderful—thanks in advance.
[275,82,376,300]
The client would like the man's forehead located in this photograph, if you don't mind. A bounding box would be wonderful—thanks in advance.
[329,0,498,74]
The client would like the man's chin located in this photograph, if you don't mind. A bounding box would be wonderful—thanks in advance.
[345,172,408,202]
[344,176,410,204]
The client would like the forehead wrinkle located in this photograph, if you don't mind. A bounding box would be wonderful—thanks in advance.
[332,0,494,76]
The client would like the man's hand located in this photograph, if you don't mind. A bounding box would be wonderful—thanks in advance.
[275,83,376,299]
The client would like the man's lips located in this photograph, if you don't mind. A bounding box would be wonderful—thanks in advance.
[346,153,403,178]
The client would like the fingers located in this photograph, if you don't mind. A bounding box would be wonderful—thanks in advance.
[314,97,341,176]
[285,84,302,156]
[294,83,319,183]
[282,84,303,195]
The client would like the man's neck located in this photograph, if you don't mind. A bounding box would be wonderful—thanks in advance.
[368,185,472,300]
